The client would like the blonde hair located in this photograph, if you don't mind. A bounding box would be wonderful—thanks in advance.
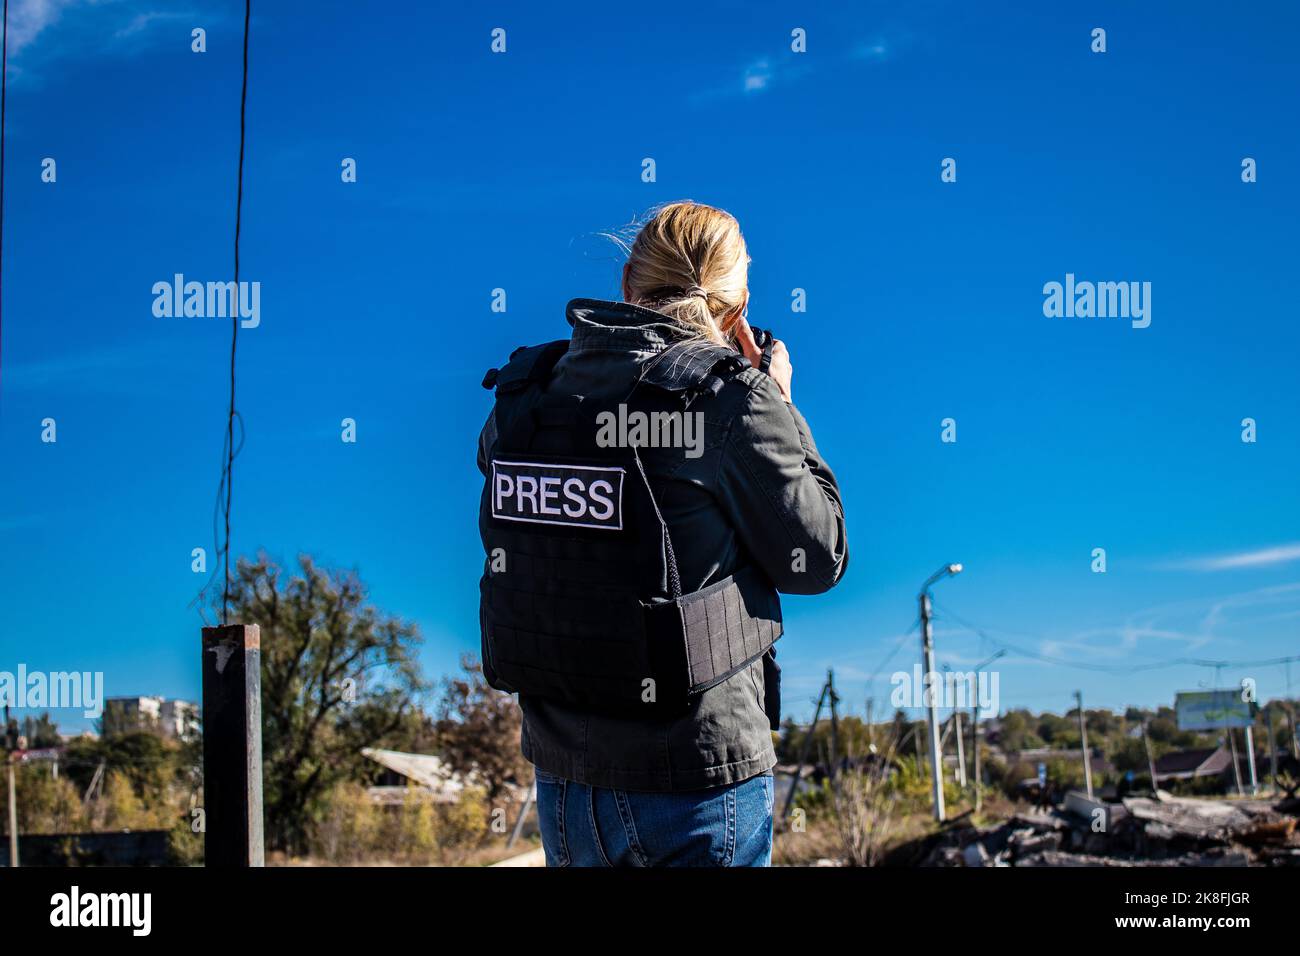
[611,201,750,346]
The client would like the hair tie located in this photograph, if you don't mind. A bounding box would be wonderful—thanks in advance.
[686,285,709,300]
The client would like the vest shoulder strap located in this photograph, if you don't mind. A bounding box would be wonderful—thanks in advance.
[481,340,569,392]
[638,342,751,402]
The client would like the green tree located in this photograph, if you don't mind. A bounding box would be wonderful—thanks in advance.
[9,766,84,834]
[1037,712,1073,745]
[1110,736,1152,774]
[433,655,529,801]
[222,552,429,854]
[22,713,62,748]
[776,715,875,766]
[998,709,1045,752]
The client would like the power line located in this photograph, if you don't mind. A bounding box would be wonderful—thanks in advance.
[932,600,1300,677]
[863,614,920,688]
[194,410,244,623]
[220,0,251,624]
[0,0,8,407]
[933,601,1179,673]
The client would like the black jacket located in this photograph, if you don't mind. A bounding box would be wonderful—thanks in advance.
[477,299,848,791]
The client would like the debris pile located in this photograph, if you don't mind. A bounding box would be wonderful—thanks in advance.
[891,791,1300,867]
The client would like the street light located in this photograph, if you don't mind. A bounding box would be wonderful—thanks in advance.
[971,649,1006,814]
[918,562,963,823]
[920,563,963,595]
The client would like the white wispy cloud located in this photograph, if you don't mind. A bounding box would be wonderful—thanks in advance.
[114,9,189,40]
[1167,543,1300,572]
[4,340,172,391]
[850,39,891,62]
[6,0,81,57]
[742,60,772,92]
[1047,582,1300,660]
[5,0,215,81]
[692,33,905,104]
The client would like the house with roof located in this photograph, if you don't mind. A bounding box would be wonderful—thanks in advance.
[1152,746,1233,784]
[360,747,468,804]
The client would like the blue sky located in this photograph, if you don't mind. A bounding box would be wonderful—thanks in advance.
[1,0,1298,733]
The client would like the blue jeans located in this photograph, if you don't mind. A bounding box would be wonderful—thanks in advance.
[533,770,774,867]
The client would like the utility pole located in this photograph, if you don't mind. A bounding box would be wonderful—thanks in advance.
[1244,725,1259,797]
[827,668,840,779]
[969,650,1003,816]
[1144,723,1164,796]
[1075,691,1093,799]
[1216,667,1245,796]
[920,591,945,822]
[1288,664,1300,760]
[1226,727,1245,797]
[1142,720,1159,796]
[782,680,829,820]
[1290,702,1300,761]
[866,698,874,751]
[971,677,981,813]
[506,779,536,849]
[917,563,962,824]
[4,706,17,868]
[953,711,966,788]
[1268,706,1279,791]
[5,752,16,868]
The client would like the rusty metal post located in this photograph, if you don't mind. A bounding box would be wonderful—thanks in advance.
[6,752,17,868]
[202,624,264,866]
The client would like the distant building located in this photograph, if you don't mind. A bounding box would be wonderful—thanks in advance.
[160,699,199,739]
[1152,744,1282,791]
[102,696,198,741]
[360,747,469,804]
[359,747,529,805]
[1152,746,1232,783]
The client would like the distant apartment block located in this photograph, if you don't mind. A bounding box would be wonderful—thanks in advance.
[102,696,199,741]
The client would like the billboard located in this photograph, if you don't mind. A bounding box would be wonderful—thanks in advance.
[1174,690,1255,731]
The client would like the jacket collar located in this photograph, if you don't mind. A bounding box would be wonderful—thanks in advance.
[562,298,745,397]
[565,298,685,354]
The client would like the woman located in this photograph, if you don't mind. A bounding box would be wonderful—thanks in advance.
[477,201,848,866]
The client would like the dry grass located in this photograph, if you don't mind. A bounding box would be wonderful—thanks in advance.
[271,834,541,867]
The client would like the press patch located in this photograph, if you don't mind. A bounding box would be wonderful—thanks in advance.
[491,460,624,530]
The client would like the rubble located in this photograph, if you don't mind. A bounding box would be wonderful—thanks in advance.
[1018,850,1137,867]
[1236,819,1296,845]
[1122,791,1252,838]
[962,841,991,867]
[893,790,1300,867]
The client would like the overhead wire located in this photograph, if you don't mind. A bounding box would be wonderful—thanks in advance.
[221,0,252,625]
[932,599,1300,677]
[0,0,8,406]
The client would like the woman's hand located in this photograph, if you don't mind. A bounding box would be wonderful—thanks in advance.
[734,316,793,403]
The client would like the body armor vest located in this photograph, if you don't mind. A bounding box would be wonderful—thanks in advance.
[479,339,782,718]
